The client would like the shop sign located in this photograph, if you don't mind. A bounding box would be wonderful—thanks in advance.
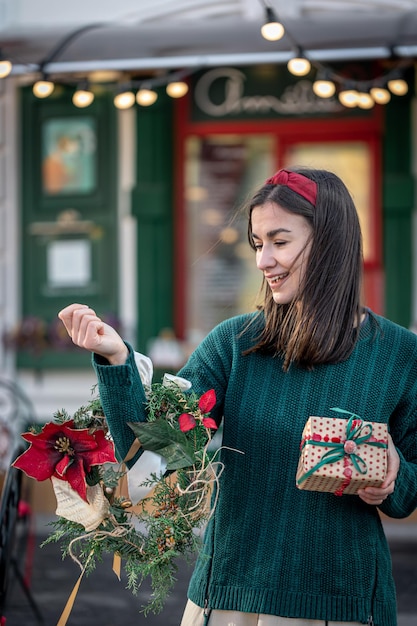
[192,66,350,122]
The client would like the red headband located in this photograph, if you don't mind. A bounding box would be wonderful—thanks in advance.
[265,169,317,206]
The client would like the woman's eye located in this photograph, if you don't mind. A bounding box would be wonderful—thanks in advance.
[253,243,262,250]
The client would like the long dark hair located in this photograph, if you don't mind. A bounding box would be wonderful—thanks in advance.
[245,167,363,370]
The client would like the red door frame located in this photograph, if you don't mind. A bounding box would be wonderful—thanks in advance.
[174,94,384,338]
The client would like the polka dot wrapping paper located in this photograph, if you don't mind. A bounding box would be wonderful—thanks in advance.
[296,410,388,496]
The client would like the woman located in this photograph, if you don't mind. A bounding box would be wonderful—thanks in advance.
[59,168,417,626]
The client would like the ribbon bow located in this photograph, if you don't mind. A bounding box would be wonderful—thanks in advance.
[297,408,387,495]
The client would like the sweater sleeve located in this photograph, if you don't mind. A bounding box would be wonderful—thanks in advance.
[92,343,148,466]
[93,315,248,466]
[176,318,237,424]
[379,389,417,519]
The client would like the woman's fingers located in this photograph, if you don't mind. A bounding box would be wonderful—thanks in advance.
[383,434,400,487]
[357,484,394,506]
[74,312,102,348]
[58,303,90,337]
[58,303,103,348]
[58,303,128,364]
[357,434,399,506]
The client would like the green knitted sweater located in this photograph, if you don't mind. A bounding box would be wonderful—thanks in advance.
[93,311,417,626]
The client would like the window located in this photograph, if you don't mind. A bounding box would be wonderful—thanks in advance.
[182,131,380,342]
[185,134,274,341]
[285,142,375,261]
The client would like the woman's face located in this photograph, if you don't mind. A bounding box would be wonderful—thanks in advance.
[251,201,313,305]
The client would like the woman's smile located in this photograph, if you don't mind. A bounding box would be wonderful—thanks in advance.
[267,271,290,286]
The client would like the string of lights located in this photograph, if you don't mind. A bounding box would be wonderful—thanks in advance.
[258,1,411,108]
[0,5,413,109]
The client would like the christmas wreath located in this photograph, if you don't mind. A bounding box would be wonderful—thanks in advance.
[12,375,222,621]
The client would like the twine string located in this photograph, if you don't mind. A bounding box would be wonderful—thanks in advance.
[177,445,244,521]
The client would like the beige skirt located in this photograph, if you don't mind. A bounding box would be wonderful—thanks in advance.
[180,600,364,626]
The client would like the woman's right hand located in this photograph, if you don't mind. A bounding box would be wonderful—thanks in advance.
[58,303,129,365]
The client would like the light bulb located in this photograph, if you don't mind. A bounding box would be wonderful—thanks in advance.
[261,8,285,41]
[33,80,54,98]
[89,70,121,83]
[338,89,359,108]
[261,21,285,41]
[220,227,239,244]
[313,79,336,98]
[387,78,408,96]
[72,89,94,108]
[356,92,374,109]
[287,57,311,77]
[166,81,189,98]
[370,87,391,105]
[114,91,135,109]
[136,88,158,106]
[0,59,12,79]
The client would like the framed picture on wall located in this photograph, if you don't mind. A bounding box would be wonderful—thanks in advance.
[41,117,97,196]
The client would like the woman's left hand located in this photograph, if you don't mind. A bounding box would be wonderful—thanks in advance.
[357,434,400,506]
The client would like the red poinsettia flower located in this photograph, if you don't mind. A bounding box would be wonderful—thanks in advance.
[202,417,218,430]
[13,420,117,502]
[178,389,218,433]
[198,389,216,413]
[178,413,196,432]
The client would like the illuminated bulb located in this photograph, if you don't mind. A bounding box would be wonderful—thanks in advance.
[356,92,374,109]
[387,78,408,96]
[338,89,359,108]
[220,227,239,244]
[33,80,54,98]
[313,79,336,98]
[89,70,121,83]
[0,59,12,78]
[72,89,94,108]
[136,88,158,106]
[166,81,189,98]
[287,57,311,77]
[114,91,135,109]
[261,8,285,41]
[370,87,391,105]
[261,21,284,41]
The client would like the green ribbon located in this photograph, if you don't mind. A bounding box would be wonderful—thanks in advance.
[297,408,387,486]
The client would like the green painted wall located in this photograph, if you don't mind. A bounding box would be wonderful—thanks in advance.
[383,77,414,328]
[131,91,174,354]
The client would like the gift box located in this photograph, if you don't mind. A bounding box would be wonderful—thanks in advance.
[296,409,388,496]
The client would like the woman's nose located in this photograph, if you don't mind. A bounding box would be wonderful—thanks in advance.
[256,245,276,270]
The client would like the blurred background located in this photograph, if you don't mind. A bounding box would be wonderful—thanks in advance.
[1,0,417,623]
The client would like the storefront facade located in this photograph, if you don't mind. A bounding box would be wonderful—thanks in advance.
[135,63,414,357]
[0,60,414,422]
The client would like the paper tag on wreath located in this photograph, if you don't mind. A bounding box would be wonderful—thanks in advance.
[296,410,388,496]
[52,477,110,531]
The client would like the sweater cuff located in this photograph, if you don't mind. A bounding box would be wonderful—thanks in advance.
[379,447,417,519]
[92,343,136,386]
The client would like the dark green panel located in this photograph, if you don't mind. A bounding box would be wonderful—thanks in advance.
[382,70,414,328]
[131,91,174,353]
[19,85,118,368]
[384,213,413,328]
